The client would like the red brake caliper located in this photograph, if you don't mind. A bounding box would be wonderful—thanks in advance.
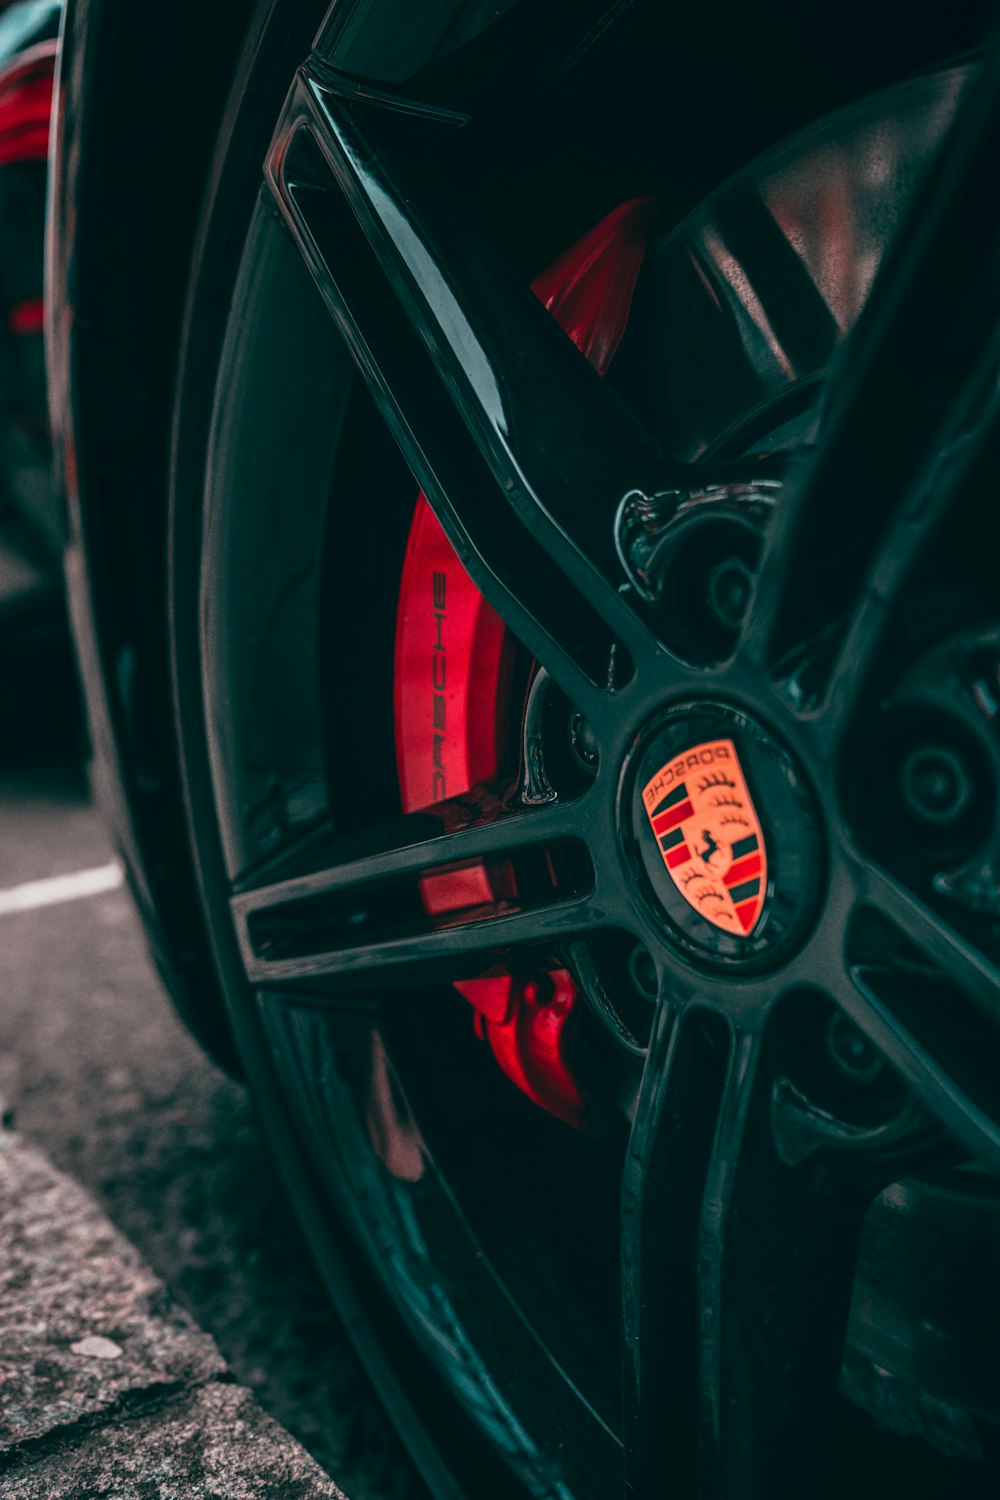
[394,199,653,1130]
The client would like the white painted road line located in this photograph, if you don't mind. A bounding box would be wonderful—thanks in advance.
[0,861,124,917]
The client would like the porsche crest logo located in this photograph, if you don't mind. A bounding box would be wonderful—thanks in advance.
[641,738,767,935]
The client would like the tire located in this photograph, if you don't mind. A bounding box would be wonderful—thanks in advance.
[168,3,1000,1496]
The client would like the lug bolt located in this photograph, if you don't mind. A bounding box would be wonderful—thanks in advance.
[899,745,972,826]
[706,555,754,630]
[627,944,659,1002]
[824,1013,885,1085]
[569,711,600,771]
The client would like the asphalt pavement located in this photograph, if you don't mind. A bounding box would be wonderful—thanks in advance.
[0,1125,348,1498]
[0,662,425,1500]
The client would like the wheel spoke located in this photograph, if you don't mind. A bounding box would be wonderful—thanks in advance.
[230,785,603,991]
[857,860,1000,1012]
[239,890,601,992]
[622,1004,867,1498]
[830,860,1000,1167]
[707,184,842,380]
[314,0,641,116]
[743,44,1000,709]
[264,65,700,712]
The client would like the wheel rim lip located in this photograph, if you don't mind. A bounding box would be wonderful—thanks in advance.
[193,198,627,1483]
[177,41,983,1494]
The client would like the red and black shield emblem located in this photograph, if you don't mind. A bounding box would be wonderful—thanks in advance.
[641,738,767,935]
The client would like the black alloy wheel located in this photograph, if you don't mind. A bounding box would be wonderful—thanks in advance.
[168,2,1000,1496]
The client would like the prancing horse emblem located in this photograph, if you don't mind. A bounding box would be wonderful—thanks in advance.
[641,738,767,935]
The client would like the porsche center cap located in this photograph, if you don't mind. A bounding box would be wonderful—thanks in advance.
[630,705,823,968]
[641,738,766,936]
